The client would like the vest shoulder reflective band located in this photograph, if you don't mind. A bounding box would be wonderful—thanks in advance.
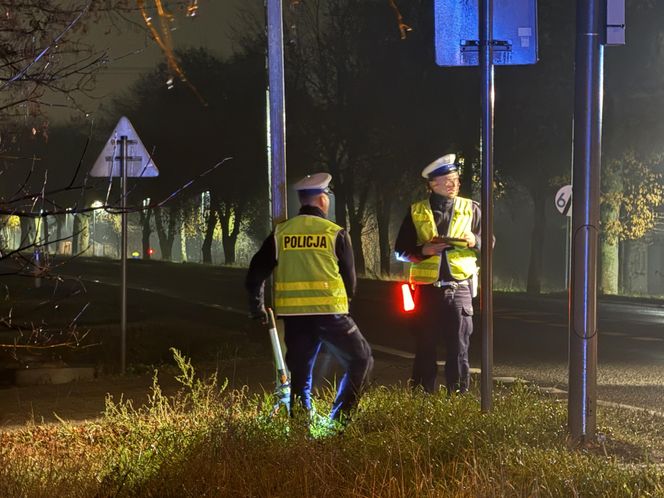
[274,215,349,316]
[408,197,479,284]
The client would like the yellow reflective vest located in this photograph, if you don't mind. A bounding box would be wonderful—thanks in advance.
[408,197,479,284]
[274,215,349,316]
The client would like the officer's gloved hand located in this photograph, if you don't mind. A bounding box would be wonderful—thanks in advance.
[249,307,269,326]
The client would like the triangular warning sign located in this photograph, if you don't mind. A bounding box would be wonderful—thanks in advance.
[90,116,159,178]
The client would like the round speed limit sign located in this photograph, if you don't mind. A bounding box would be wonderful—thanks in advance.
[555,185,572,216]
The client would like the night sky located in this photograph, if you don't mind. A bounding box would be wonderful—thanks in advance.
[53,0,247,120]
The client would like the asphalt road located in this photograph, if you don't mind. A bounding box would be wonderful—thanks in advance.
[36,257,664,411]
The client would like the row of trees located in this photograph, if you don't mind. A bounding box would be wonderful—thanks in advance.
[280,0,664,293]
[0,0,205,261]
[2,0,664,295]
[103,46,269,264]
[1,49,269,266]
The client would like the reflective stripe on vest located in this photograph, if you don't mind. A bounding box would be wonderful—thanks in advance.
[274,215,349,316]
[408,197,478,283]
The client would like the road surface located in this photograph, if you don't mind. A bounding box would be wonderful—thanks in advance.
[24,257,664,411]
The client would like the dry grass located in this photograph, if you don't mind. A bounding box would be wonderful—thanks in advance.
[0,350,663,497]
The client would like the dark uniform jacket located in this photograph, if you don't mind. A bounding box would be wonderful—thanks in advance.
[245,205,356,315]
[394,193,482,282]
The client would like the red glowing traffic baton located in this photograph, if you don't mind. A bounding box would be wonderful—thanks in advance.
[401,283,416,312]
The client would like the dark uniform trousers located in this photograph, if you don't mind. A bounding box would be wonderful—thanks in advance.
[411,283,474,394]
[283,314,374,420]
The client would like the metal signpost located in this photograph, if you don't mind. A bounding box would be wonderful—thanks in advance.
[435,0,538,412]
[555,185,573,288]
[91,116,159,374]
[568,0,625,445]
[267,0,287,224]
[479,0,495,414]
[266,0,291,397]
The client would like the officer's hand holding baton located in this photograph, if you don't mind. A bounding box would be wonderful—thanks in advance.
[250,307,269,325]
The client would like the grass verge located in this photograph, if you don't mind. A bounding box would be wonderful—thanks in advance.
[0,350,662,497]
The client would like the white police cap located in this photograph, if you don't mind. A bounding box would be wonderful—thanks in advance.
[421,153,459,179]
[293,172,332,194]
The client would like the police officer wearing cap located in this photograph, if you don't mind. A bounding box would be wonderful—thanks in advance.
[394,154,482,395]
[246,172,373,422]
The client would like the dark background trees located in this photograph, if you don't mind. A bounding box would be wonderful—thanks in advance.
[103,47,267,264]
[495,0,575,294]
[2,0,664,296]
[600,0,664,295]
[284,0,479,275]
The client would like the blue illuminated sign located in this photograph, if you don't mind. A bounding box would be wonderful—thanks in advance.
[434,0,538,66]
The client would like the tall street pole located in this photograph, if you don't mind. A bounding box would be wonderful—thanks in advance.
[267,0,287,225]
[569,0,603,443]
[120,136,128,375]
[479,0,495,413]
[266,0,289,387]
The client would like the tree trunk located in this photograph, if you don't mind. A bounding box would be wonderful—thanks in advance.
[72,215,79,254]
[599,166,622,294]
[54,215,65,254]
[459,148,478,199]
[526,189,546,294]
[165,205,177,261]
[344,168,369,276]
[622,240,648,295]
[618,240,625,293]
[154,209,168,260]
[19,217,36,249]
[180,220,188,263]
[42,216,50,253]
[221,233,237,264]
[326,156,347,228]
[218,202,244,265]
[154,207,178,261]
[71,215,90,255]
[79,215,90,255]
[599,238,619,295]
[348,215,366,275]
[201,206,217,264]
[599,203,620,295]
[334,186,347,228]
[140,208,153,260]
[376,192,392,275]
[0,215,11,254]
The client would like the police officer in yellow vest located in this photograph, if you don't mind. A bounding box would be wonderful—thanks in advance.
[394,154,481,394]
[246,172,373,421]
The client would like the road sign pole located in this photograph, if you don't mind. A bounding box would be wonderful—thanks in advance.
[89,118,159,376]
[266,0,289,388]
[554,184,573,289]
[267,0,287,224]
[434,0,537,413]
[565,216,571,289]
[569,0,603,444]
[120,135,128,375]
[479,0,495,413]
